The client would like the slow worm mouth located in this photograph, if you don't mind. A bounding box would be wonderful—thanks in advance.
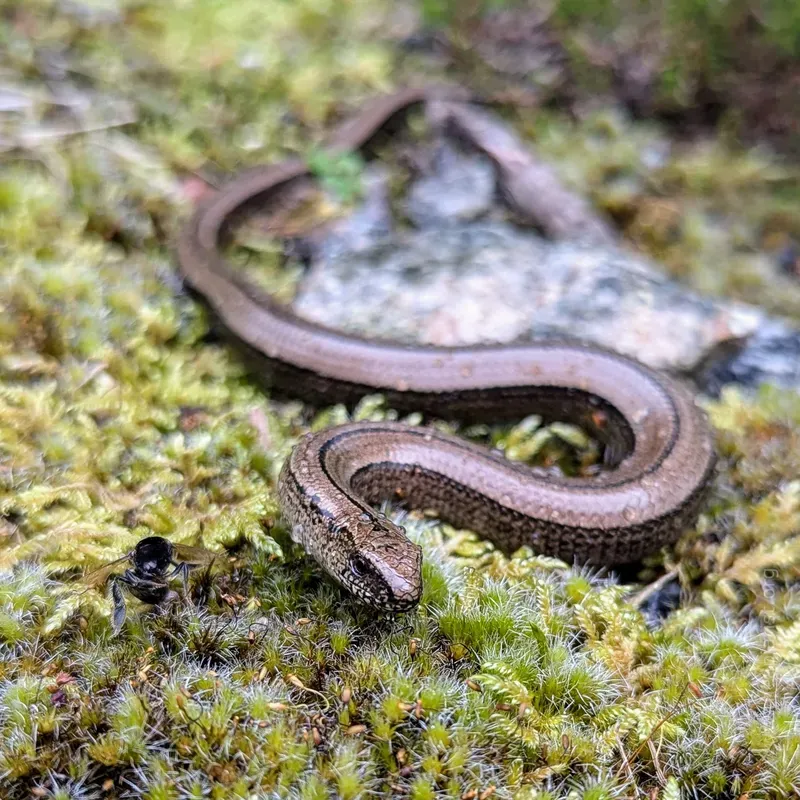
[388,577,422,608]
[381,589,422,613]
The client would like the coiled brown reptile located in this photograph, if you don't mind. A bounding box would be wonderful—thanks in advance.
[177,86,716,611]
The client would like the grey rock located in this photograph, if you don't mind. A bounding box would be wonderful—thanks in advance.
[405,143,496,229]
[699,320,800,393]
[290,106,800,394]
[309,165,394,262]
[294,220,763,376]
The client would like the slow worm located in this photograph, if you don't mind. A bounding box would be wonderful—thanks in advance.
[177,87,716,610]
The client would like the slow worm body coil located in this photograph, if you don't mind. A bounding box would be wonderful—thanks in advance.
[177,87,716,610]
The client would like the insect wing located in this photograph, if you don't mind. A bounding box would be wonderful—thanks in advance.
[171,544,219,568]
[81,554,131,588]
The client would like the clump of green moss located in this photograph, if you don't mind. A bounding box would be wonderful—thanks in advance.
[679,386,800,621]
[2,525,800,797]
[513,108,800,322]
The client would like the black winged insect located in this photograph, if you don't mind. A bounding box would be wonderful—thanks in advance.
[82,536,218,631]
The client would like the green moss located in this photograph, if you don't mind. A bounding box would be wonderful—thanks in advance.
[517,108,800,322]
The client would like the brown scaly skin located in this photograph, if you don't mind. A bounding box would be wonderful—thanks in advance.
[278,449,422,610]
[177,87,717,611]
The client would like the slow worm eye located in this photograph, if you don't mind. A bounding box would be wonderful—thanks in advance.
[349,554,370,578]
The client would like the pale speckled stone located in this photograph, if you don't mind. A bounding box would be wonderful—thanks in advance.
[292,145,798,391]
[294,220,763,375]
[405,143,496,229]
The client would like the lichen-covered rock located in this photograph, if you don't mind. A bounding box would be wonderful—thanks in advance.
[296,219,763,375]
[296,140,800,392]
[405,142,496,228]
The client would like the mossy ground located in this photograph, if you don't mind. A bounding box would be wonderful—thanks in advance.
[1,1,800,798]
